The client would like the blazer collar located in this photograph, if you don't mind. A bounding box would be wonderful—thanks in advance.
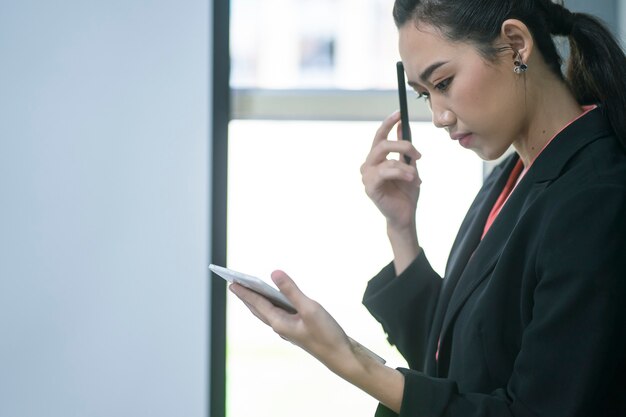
[526,106,611,182]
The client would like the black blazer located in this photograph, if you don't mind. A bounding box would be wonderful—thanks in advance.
[363,108,626,417]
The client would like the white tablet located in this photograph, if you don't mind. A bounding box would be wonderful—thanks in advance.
[209,264,297,313]
[210,263,386,364]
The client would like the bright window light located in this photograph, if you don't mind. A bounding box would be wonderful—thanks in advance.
[226,120,482,417]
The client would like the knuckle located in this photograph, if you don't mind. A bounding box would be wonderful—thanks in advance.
[271,321,286,335]
[297,303,317,320]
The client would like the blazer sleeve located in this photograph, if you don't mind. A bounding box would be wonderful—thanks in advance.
[375,184,626,417]
[362,251,442,370]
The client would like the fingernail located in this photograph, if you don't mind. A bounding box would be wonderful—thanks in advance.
[273,275,285,286]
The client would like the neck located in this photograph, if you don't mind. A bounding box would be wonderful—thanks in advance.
[512,77,583,167]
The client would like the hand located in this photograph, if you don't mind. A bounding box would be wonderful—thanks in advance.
[229,270,354,373]
[361,111,422,232]
[230,269,406,412]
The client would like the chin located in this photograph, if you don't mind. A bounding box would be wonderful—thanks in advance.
[473,145,512,162]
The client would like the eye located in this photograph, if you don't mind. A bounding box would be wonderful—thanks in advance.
[434,77,452,92]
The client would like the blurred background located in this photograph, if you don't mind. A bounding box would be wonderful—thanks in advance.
[1,1,623,416]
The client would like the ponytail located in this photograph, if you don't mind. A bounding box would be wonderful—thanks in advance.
[542,1,626,148]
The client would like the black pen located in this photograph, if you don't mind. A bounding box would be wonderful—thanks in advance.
[396,61,412,164]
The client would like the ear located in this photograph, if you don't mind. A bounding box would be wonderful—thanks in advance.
[500,19,534,63]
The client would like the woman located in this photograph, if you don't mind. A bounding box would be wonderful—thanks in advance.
[230,0,626,415]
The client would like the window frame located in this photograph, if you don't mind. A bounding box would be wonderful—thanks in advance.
[231,88,432,121]
[212,4,484,417]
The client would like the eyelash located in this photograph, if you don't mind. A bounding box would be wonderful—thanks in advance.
[415,91,429,101]
[415,77,453,101]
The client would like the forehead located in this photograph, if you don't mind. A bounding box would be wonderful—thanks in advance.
[398,23,476,80]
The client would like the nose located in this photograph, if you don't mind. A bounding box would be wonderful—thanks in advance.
[431,102,455,129]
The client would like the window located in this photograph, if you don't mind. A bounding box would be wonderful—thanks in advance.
[231,0,399,90]
[226,2,483,416]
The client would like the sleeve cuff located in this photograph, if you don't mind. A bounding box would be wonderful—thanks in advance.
[375,368,456,417]
[363,251,438,304]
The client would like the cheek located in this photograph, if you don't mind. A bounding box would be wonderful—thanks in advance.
[457,72,518,130]
[452,81,493,124]
[451,67,496,115]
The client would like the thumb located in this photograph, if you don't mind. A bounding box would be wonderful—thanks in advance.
[271,270,309,309]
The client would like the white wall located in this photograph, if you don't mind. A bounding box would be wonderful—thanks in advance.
[0,1,211,416]
[567,0,617,34]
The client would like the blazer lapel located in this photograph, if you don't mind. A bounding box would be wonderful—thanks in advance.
[423,155,518,374]
[438,156,518,307]
[438,176,548,343]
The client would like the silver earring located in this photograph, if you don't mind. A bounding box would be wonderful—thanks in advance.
[514,58,528,74]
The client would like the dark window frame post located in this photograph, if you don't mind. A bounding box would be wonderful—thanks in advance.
[210,0,229,416]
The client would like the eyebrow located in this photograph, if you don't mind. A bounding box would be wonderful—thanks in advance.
[407,61,449,88]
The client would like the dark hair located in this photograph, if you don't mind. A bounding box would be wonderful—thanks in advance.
[393,0,626,149]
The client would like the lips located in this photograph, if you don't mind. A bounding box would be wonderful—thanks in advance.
[450,132,473,148]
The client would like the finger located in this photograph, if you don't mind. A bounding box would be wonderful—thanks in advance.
[393,140,422,164]
[392,123,421,162]
[377,159,422,185]
[363,140,421,171]
[364,139,417,169]
[366,132,422,163]
[364,159,421,189]
[229,283,282,325]
[270,270,311,313]
[370,111,401,150]
[241,298,271,326]
[362,159,413,191]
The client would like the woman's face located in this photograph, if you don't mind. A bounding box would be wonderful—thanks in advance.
[399,23,526,160]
